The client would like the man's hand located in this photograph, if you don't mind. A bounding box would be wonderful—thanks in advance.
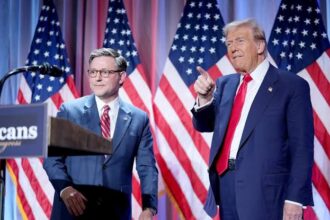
[194,66,215,105]
[138,208,154,220]
[283,203,303,220]
[60,186,87,216]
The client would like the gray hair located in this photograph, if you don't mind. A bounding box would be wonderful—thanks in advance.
[223,18,267,55]
[89,48,127,71]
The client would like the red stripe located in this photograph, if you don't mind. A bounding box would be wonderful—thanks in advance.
[21,159,52,218]
[6,159,35,220]
[312,163,330,211]
[136,64,150,90]
[153,104,207,202]
[313,110,330,159]
[304,206,318,220]
[159,76,210,164]
[123,77,149,114]
[326,48,330,58]
[306,62,330,106]
[17,89,28,104]
[132,176,142,205]
[50,92,64,109]
[153,143,195,218]
[66,76,80,98]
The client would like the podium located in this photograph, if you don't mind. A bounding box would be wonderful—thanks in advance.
[0,103,112,158]
[0,103,112,219]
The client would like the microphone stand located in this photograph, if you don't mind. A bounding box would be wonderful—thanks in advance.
[0,65,62,220]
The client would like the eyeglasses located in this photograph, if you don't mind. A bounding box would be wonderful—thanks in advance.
[87,69,122,78]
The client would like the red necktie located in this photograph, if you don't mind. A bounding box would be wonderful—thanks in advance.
[101,105,111,139]
[216,74,252,175]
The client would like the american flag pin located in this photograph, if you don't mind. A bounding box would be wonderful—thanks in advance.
[268,87,273,92]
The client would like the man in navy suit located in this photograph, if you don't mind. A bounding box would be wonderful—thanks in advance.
[192,19,314,220]
[43,48,158,220]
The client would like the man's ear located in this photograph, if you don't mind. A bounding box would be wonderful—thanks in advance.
[257,40,266,55]
[119,71,127,86]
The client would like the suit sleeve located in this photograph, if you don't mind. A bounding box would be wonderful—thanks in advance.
[135,113,158,212]
[43,104,73,194]
[286,78,314,206]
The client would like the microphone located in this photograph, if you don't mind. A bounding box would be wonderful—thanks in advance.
[22,64,63,77]
[0,63,63,98]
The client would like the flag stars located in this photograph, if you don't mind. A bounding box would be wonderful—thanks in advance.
[207,3,212,8]
[114,18,119,23]
[211,37,217,43]
[288,17,293,22]
[187,13,193,18]
[291,40,295,46]
[299,41,305,48]
[296,52,303,59]
[32,60,38,65]
[272,38,279,45]
[111,29,117,34]
[131,50,137,56]
[280,51,286,58]
[54,54,60,60]
[197,58,203,64]
[275,27,282,34]
[172,45,177,51]
[109,39,115,44]
[209,47,216,54]
[49,31,54,35]
[190,46,196,52]
[179,57,184,63]
[34,95,41,101]
[189,2,196,8]
[47,41,52,46]
[285,28,291,34]
[183,35,189,40]
[37,84,43,90]
[118,40,124,45]
[281,4,287,10]
[292,28,297,34]
[307,7,312,13]
[186,68,192,75]
[204,13,211,19]
[313,31,318,37]
[49,76,55,81]
[214,14,220,20]
[220,36,226,43]
[34,49,40,55]
[194,24,200,30]
[289,52,293,59]
[294,16,300,22]
[212,25,219,31]
[315,8,320,13]
[304,19,311,25]
[35,38,42,44]
[282,40,288,47]
[321,32,327,38]
[59,77,64,83]
[180,46,187,52]
[202,24,209,31]
[199,47,205,53]
[188,57,194,64]
[310,43,316,49]
[65,67,70,73]
[301,29,308,36]
[314,19,319,25]
[296,5,302,11]
[39,74,45,79]
[192,36,198,41]
[278,15,284,21]
[60,43,65,49]
[286,65,291,71]
[185,24,191,30]
[44,51,50,57]
[201,35,207,41]
[47,86,53,92]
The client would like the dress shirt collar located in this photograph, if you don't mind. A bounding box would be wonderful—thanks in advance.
[240,59,269,84]
[95,95,120,116]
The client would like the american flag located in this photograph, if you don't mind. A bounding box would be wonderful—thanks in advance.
[102,0,153,218]
[267,0,330,219]
[5,0,79,219]
[153,0,235,218]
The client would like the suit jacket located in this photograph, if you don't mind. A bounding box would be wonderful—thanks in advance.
[192,65,314,220]
[43,95,158,220]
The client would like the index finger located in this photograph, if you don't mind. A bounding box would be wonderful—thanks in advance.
[196,66,210,79]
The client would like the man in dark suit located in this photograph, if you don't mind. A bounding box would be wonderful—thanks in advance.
[43,48,158,220]
[192,19,314,220]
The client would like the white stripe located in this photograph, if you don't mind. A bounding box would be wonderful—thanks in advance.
[216,56,236,75]
[155,89,209,184]
[298,69,330,134]
[14,158,48,220]
[312,184,330,220]
[314,137,330,188]
[316,52,330,82]
[163,60,212,148]
[46,98,59,117]
[28,158,54,203]
[129,69,152,112]
[58,82,76,103]
[132,194,142,219]
[156,127,211,219]
[18,77,32,103]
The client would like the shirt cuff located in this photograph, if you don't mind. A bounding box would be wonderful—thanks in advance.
[285,200,306,209]
[194,97,214,111]
[60,186,71,197]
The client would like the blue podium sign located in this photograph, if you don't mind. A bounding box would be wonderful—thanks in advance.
[0,103,48,158]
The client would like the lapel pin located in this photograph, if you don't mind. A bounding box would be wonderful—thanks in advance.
[268,87,273,92]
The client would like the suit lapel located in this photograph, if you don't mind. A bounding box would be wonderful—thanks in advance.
[239,65,279,149]
[82,95,101,135]
[110,101,132,155]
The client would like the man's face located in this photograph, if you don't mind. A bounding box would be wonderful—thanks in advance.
[226,26,264,73]
[88,56,126,103]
